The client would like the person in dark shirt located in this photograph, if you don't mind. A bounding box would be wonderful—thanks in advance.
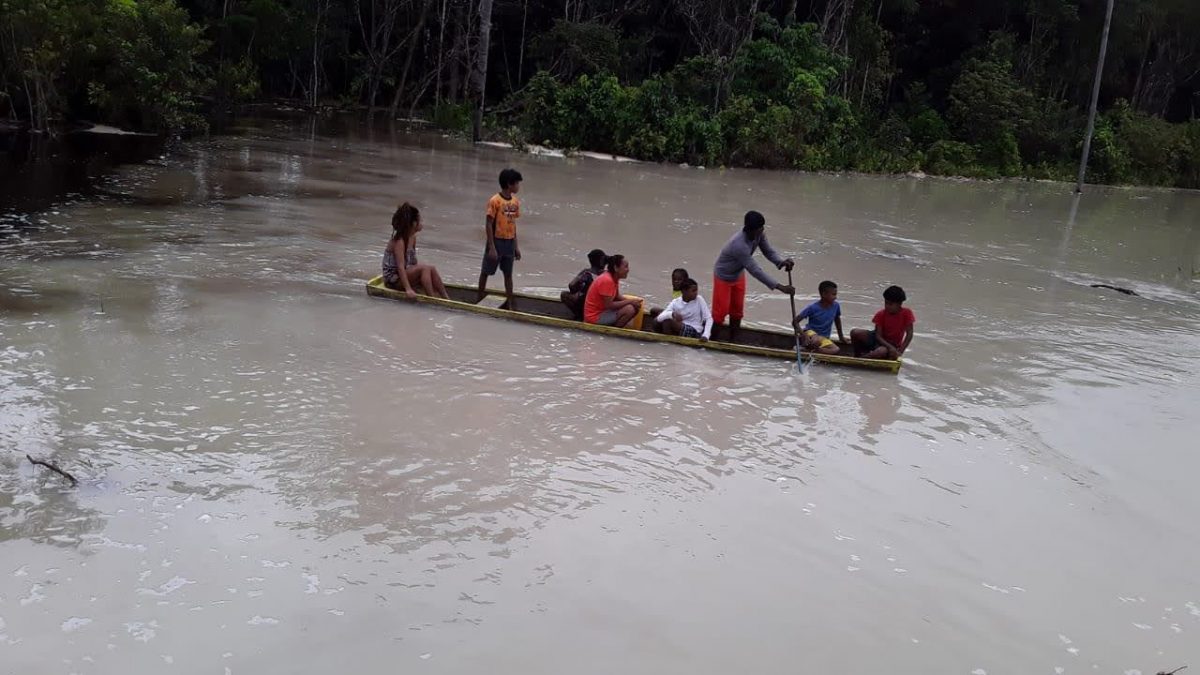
[560,248,606,319]
[712,210,795,341]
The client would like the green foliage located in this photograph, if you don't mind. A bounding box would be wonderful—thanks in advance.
[3,0,1199,186]
[91,0,210,130]
[1100,101,1200,188]
[431,102,472,133]
[1087,118,1131,184]
[531,20,621,81]
[925,141,980,177]
[1178,122,1200,189]
[0,0,209,132]
[947,34,1033,173]
[509,21,859,169]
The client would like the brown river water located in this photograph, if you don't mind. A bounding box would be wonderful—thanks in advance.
[2,119,1199,674]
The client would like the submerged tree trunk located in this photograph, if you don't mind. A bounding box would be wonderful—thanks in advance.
[517,0,529,83]
[472,0,494,141]
[309,0,332,108]
[391,0,434,116]
[435,0,449,104]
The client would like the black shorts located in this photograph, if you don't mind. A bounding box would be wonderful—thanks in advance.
[481,238,515,276]
[680,324,701,339]
[860,330,879,350]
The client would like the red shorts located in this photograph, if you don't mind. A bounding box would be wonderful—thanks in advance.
[711,274,746,324]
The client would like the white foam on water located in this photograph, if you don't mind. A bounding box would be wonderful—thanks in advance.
[303,574,320,594]
[61,617,93,633]
[19,584,45,606]
[124,621,158,642]
[137,576,193,597]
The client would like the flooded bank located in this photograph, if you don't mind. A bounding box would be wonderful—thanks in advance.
[2,118,1198,673]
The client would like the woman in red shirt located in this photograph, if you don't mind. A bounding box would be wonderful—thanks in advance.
[583,255,643,327]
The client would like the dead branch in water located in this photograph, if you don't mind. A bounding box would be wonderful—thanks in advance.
[1090,283,1138,296]
[25,454,78,487]
[1158,666,1188,675]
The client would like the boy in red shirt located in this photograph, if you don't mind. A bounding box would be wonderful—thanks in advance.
[850,285,914,359]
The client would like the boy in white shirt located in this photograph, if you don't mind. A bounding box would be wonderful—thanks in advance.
[655,277,713,341]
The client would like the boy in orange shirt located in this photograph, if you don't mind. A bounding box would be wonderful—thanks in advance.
[478,168,523,308]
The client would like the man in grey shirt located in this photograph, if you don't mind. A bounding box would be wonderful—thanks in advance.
[712,210,795,341]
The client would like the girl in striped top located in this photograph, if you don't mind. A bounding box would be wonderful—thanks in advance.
[383,202,449,299]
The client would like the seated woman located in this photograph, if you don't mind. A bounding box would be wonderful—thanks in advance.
[383,202,449,299]
[583,254,642,328]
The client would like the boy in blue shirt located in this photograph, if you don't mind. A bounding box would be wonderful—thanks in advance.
[792,280,845,355]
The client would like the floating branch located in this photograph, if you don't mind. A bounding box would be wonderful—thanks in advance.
[1090,283,1138,296]
[25,454,78,487]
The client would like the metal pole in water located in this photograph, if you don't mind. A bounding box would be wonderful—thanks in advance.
[1076,0,1116,193]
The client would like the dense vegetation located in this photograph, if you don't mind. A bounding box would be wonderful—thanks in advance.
[2,0,1199,187]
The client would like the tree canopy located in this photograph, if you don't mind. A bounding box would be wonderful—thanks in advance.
[2,0,1199,186]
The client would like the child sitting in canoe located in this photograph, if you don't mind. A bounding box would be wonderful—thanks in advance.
[584,254,643,327]
[653,267,689,332]
[383,202,450,299]
[792,280,845,355]
[851,285,914,359]
[655,277,713,341]
[670,268,688,299]
[560,248,606,319]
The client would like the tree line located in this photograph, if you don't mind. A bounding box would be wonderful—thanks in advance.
[2,0,1199,187]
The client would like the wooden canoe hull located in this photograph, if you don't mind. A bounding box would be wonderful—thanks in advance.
[364,276,902,373]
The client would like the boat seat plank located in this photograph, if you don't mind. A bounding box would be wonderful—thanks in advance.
[476,295,509,310]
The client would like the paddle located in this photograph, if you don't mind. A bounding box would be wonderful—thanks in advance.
[786,267,804,370]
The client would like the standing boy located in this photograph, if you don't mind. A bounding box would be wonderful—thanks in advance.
[793,280,845,355]
[478,168,523,308]
[851,285,915,359]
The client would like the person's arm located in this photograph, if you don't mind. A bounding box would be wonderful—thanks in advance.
[513,199,521,260]
[656,298,680,324]
[873,317,899,356]
[743,254,782,290]
[793,304,811,332]
[601,292,627,311]
[899,325,914,355]
[759,233,793,271]
[614,295,641,309]
[835,314,845,342]
[699,297,713,341]
[485,200,498,259]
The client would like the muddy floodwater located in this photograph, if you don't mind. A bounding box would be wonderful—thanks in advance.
[2,119,1199,674]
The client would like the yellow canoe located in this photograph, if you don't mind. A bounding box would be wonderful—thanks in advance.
[365,276,902,373]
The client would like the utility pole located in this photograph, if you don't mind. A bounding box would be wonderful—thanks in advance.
[1076,0,1116,193]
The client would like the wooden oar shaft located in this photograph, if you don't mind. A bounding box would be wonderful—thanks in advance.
[787,268,802,364]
